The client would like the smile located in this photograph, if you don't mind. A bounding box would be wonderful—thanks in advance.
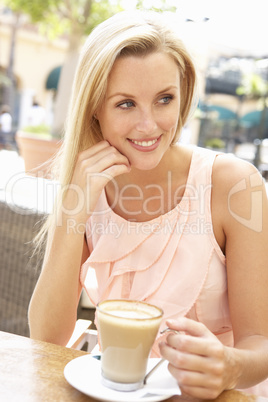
[129,138,158,147]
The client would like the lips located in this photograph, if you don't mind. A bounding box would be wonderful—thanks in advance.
[129,138,158,147]
[127,136,162,152]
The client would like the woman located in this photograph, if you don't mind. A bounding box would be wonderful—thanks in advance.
[28,11,268,399]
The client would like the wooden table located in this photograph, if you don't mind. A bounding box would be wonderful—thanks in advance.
[0,330,267,402]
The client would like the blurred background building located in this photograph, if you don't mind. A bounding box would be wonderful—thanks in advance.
[0,0,267,174]
[0,5,67,129]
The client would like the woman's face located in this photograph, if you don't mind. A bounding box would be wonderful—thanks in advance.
[96,52,181,171]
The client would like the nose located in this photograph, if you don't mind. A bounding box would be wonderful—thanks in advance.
[135,108,158,135]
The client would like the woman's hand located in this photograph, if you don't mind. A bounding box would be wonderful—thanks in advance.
[159,318,239,400]
[61,140,131,225]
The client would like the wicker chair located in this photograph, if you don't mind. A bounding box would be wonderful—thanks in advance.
[0,197,46,336]
[0,192,95,341]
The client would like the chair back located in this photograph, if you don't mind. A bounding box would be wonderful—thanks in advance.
[0,199,46,336]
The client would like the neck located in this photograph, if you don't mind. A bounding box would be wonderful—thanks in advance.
[105,144,193,221]
[104,144,193,222]
[114,144,180,189]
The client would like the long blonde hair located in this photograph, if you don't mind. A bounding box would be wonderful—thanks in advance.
[36,10,198,249]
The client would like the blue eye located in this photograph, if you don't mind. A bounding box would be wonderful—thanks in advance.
[118,101,134,109]
[159,96,173,104]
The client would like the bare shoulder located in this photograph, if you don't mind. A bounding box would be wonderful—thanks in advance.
[212,153,264,192]
[212,152,267,234]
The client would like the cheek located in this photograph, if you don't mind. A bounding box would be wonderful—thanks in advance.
[97,113,116,141]
[160,103,180,131]
[104,117,133,141]
[160,114,179,133]
[100,120,129,147]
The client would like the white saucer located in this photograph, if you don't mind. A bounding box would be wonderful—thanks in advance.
[64,355,180,402]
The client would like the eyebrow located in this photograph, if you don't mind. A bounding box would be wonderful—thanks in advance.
[107,85,179,100]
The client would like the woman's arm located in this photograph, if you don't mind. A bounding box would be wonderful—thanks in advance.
[160,156,268,399]
[221,157,268,388]
[28,141,130,345]
[28,225,88,346]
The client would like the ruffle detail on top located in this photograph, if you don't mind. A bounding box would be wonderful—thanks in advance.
[81,191,191,304]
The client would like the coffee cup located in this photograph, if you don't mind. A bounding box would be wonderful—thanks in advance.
[96,299,163,391]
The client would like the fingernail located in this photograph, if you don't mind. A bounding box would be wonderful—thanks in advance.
[166,319,177,327]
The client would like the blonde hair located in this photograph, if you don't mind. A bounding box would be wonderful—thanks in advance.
[36,10,198,248]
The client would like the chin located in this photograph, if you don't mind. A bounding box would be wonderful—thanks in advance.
[130,159,161,172]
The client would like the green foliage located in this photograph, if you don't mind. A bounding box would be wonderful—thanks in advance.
[135,0,176,12]
[205,137,225,149]
[0,71,11,86]
[83,0,124,35]
[4,0,176,40]
[22,124,52,137]
[237,73,268,99]
[5,0,61,22]
[4,0,123,38]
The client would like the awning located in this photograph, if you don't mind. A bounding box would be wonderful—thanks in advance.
[45,66,61,90]
[240,109,268,127]
[199,103,237,121]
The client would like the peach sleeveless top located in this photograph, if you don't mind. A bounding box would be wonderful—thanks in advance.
[81,146,231,346]
[80,145,267,396]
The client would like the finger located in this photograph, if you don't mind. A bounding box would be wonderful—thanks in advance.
[167,362,224,400]
[161,347,223,396]
[166,318,210,338]
[168,363,208,388]
[77,141,111,160]
[83,163,130,195]
[166,332,216,357]
[179,384,221,400]
[104,163,131,179]
[91,147,130,171]
[77,144,130,173]
[159,340,209,373]
[160,344,224,399]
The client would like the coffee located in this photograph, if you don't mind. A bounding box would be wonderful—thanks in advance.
[96,299,163,391]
